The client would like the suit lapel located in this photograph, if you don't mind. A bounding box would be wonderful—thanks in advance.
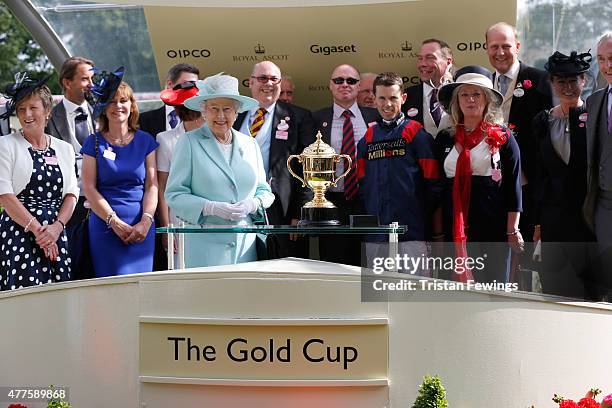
[507,64,527,122]
[234,111,247,133]
[415,83,424,124]
[268,102,287,176]
[50,102,71,143]
[196,127,236,185]
[320,107,333,145]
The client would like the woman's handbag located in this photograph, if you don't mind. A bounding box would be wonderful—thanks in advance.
[255,208,281,260]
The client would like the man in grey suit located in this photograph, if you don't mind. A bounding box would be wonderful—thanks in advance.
[45,56,95,227]
[584,32,612,299]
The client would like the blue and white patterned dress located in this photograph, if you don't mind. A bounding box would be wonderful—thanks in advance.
[0,146,71,290]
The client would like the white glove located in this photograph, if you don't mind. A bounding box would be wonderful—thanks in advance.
[233,198,259,218]
[202,200,243,221]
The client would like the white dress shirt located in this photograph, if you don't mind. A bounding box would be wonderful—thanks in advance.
[443,138,501,178]
[330,102,367,191]
[495,60,521,122]
[238,102,275,178]
[61,98,94,195]
[165,105,178,131]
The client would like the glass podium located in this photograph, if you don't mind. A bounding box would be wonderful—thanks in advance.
[156,223,407,270]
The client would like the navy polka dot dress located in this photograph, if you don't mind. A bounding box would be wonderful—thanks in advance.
[0,146,71,290]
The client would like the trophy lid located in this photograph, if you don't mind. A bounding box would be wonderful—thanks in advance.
[302,131,338,157]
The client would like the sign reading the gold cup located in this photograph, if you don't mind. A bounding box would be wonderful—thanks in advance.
[140,319,388,381]
[287,131,352,226]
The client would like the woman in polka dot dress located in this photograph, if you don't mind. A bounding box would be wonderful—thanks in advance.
[0,74,79,290]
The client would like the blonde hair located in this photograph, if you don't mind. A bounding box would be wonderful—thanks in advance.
[448,85,504,127]
[97,82,139,133]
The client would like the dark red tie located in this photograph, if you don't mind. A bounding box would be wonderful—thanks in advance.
[341,110,358,200]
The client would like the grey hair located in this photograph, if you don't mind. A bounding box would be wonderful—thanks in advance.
[597,32,612,49]
[200,99,241,112]
[448,85,504,127]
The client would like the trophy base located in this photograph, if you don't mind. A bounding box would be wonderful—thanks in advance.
[298,207,341,226]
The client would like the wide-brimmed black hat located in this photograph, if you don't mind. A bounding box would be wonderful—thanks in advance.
[0,72,52,120]
[86,66,125,118]
[544,51,591,76]
[437,65,503,113]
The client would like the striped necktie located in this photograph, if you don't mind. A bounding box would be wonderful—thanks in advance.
[498,74,510,96]
[341,110,358,200]
[430,88,442,127]
[250,107,267,137]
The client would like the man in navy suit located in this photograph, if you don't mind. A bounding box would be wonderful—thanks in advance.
[138,63,200,138]
[312,64,381,265]
[233,61,315,257]
[401,39,454,137]
[486,22,553,252]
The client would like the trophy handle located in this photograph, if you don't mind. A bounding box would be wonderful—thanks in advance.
[332,154,353,187]
[287,155,307,187]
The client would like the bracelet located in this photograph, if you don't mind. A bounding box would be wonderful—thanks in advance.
[142,212,154,223]
[24,217,35,232]
[106,211,116,226]
[432,233,444,239]
[56,219,66,230]
[506,229,520,236]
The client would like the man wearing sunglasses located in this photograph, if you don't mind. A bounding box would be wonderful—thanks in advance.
[139,63,200,139]
[313,64,381,266]
[234,61,315,255]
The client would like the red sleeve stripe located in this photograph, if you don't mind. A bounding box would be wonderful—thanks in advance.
[364,126,374,144]
[401,120,423,144]
[357,158,366,179]
[418,158,440,179]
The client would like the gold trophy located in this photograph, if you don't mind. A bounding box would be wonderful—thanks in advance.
[287,131,352,226]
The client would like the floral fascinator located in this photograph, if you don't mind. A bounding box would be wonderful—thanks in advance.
[86,66,125,119]
[0,72,52,120]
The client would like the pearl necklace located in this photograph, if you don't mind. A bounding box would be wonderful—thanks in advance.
[22,130,49,152]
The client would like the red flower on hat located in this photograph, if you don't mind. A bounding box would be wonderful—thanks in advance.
[522,79,533,89]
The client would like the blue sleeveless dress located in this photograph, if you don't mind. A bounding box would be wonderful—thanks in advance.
[81,131,159,277]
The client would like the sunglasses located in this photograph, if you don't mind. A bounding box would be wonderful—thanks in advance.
[331,77,359,85]
[172,80,197,90]
[251,75,281,84]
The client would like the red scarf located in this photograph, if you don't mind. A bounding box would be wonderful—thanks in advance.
[452,122,508,282]
[451,123,483,282]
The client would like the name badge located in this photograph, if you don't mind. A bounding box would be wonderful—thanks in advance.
[275,131,288,140]
[407,108,419,117]
[103,148,116,161]
[44,156,59,165]
[491,168,502,182]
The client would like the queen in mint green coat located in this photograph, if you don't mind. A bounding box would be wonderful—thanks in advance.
[165,74,274,267]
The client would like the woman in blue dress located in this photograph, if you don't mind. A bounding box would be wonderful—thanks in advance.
[81,71,159,277]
